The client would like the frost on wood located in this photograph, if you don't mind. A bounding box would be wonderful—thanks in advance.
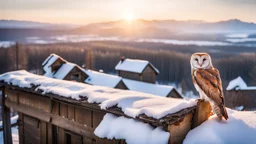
[94,114,169,144]
[184,109,256,144]
[0,70,196,119]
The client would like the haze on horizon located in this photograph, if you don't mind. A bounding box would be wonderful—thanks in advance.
[1,0,256,25]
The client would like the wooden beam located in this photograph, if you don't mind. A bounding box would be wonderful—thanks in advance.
[5,100,97,139]
[192,101,212,128]
[1,87,13,144]
[4,85,196,128]
[168,113,193,144]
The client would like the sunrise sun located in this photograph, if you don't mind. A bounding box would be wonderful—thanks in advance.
[124,13,134,23]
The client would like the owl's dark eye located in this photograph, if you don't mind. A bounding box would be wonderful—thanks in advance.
[195,58,198,61]
[203,58,207,61]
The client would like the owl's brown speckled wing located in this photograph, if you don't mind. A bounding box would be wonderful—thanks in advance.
[193,68,224,105]
[193,67,229,120]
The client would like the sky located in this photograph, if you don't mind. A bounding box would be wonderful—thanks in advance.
[1,0,256,25]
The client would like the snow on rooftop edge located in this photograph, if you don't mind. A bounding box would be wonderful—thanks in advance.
[85,70,122,88]
[94,113,169,144]
[42,53,61,66]
[115,58,159,74]
[226,76,256,91]
[183,109,256,144]
[0,70,196,119]
[123,78,173,97]
[53,63,75,79]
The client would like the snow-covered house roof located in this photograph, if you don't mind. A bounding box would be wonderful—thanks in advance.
[226,76,256,91]
[42,54,87,81]
[42,54,66,77]
[115,58,159,74]
[85,70,122,88]
[53,63,76,79]
[122,78,176,97]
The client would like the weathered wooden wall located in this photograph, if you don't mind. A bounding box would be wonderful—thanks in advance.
[64,66,89,82]
[2,86,210,144]
[167,90,182,99]
[141,65,156,83]
[118,70,141,81]
[225,90,256,110]
[115,80,128,90]
[5,87,125,144]
[118,65,157,84]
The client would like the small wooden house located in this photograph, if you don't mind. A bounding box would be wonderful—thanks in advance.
[43,54,89,82]
[0,71,211,144]
[225,76,256,110]
[115,58,159,84]
[42,54,182,98]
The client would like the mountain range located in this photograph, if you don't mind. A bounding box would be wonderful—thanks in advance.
[1,19,256,41]
[1,19,256,33]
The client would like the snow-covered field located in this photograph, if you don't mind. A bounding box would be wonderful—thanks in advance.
[0,41,15,48]
[23,34,256,47]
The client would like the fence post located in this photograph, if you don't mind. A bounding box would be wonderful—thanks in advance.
[1,86,12,144]
[192,101,212,128]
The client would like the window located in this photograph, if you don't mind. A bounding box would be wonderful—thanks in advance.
[71,73,81,82]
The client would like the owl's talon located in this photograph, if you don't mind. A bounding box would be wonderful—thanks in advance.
[196,99,205,103]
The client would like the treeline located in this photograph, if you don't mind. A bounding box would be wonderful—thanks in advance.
[1,41,256,93]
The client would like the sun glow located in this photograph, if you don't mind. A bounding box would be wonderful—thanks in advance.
[124,13,134,23]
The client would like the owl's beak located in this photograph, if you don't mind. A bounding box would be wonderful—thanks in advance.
[197,62,202,67]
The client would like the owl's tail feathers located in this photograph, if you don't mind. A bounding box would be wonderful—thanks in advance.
[220,105,229,120]
[213,104,229,120]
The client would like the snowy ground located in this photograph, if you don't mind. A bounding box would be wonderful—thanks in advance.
[184,109,256,144]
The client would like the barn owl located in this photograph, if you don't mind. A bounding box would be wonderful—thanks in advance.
[190,52,228,120]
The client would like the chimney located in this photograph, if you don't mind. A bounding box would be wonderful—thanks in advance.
[82,64,86,69]
[121,56,125,63]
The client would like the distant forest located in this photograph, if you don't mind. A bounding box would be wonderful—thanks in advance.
[1,41,256,93]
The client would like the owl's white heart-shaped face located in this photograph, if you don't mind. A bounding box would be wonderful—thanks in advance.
[190,53,212,69]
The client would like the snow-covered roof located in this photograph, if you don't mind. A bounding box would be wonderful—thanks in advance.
[85,70,122,88]
[226,76,256,91]
[42,53,62,67]
[115,59,159,74]
[53,63,75,79]
[42,54,65,77]
[43,54,87,80]
[123,79,175,97]
[183,109,256,144]
[0,70,196,120]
